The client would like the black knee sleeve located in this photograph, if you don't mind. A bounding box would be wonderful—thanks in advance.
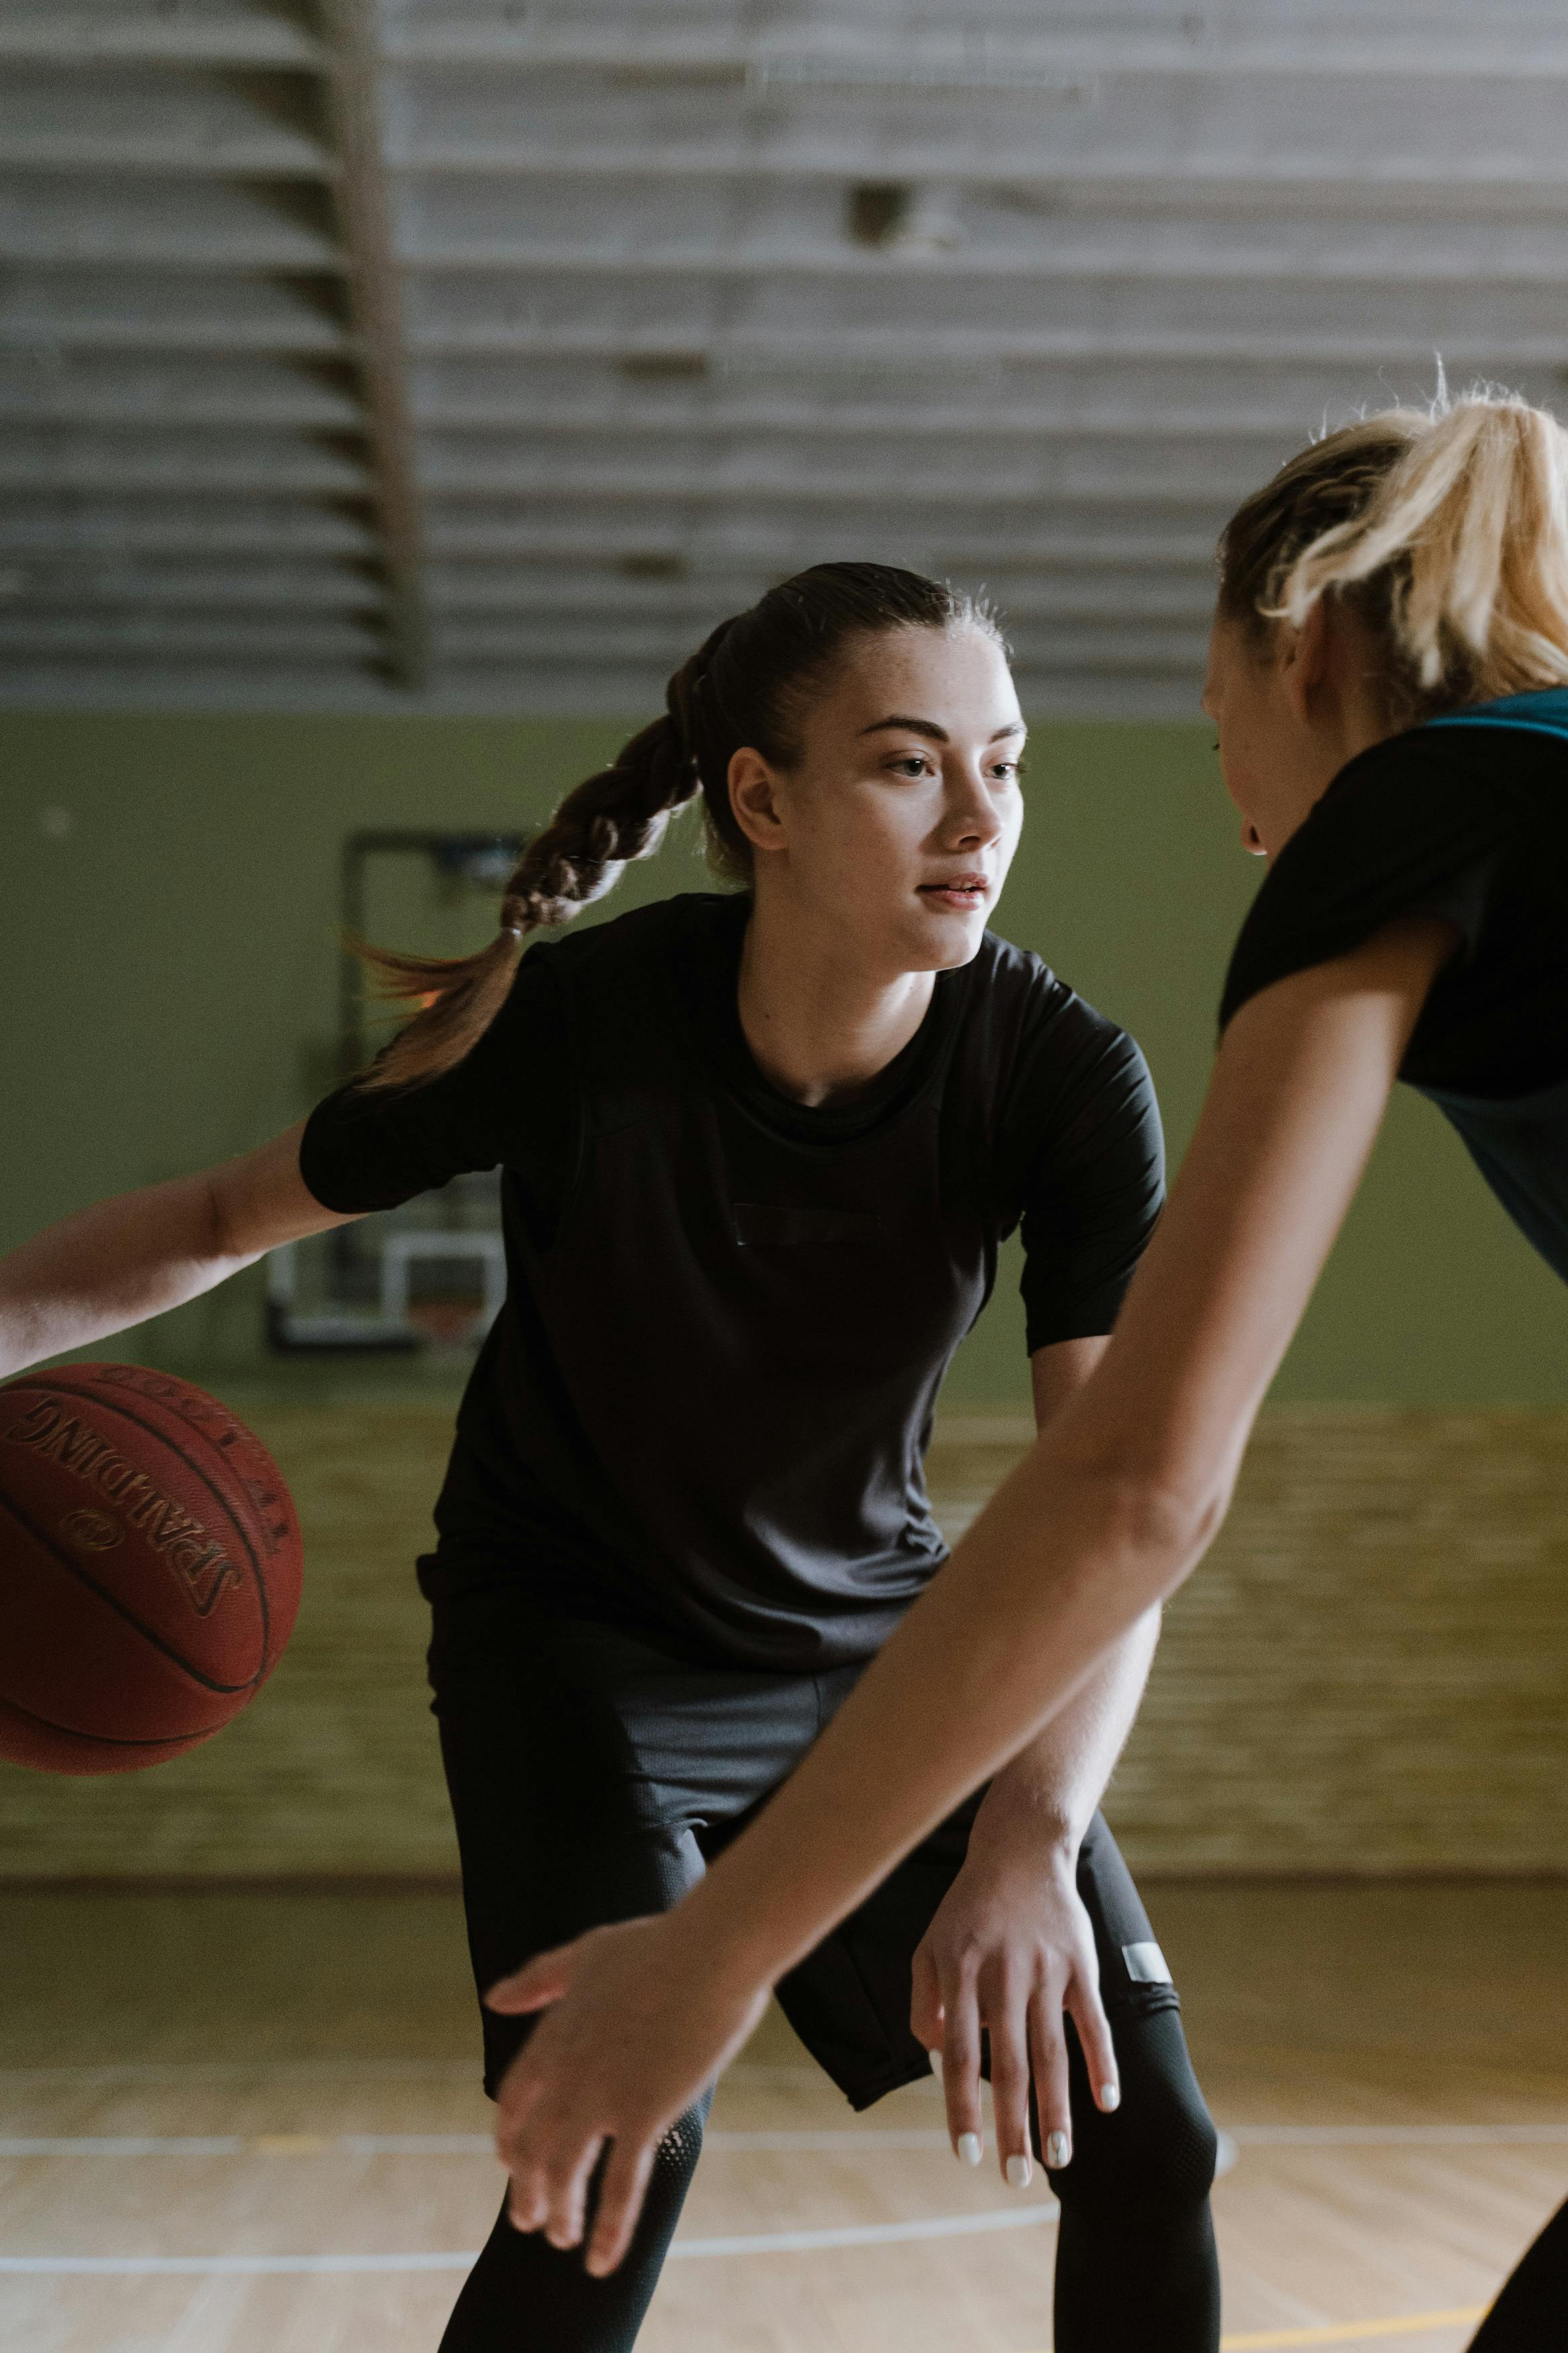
[438,2099,710,2353]
[1046,2006,1218,2216]
[1046,2008,1221,2353]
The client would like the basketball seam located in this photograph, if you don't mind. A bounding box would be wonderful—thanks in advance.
[0,1686,218,1752]
[0,1486,261,1699]
[7,1375,276,1663]
[89,1369,296,1557]
[46,1378,274,1650]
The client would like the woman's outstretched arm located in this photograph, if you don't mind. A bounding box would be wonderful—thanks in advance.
[485,911,1458,2273]
[911,1334,1159,2180]
[0,1124,357,1379]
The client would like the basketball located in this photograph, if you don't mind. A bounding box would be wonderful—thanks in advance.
[0,1364,302,1776]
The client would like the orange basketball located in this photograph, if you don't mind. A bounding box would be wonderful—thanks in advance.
[0,1363,302,1774]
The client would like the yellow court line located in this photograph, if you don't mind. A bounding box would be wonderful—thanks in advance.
[1220,2314,1486,2350]
[1019,2313,1486,2353]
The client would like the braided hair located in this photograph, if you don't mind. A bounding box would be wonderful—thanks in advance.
[355,561,997,1091]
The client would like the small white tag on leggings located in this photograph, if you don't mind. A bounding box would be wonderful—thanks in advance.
[1122,1940,1173,1985]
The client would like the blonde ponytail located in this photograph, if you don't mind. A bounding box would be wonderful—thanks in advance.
[1219,387,1568,721]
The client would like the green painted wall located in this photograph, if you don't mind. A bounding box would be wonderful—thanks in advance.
[2,710,1563,1406]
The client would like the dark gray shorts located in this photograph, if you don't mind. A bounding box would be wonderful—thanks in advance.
[426,1570,1180,2110]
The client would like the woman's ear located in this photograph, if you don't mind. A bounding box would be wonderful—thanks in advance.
[1280,597,1331,724]
[728,748,788,856]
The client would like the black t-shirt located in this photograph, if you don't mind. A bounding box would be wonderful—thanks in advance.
[302,892,1163,1667]
[1220,688,1568,1285]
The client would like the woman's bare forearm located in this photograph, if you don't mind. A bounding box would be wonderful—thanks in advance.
[975,1605,1161,1859]
[972,1334,1161,1858]
[682,1449,1203,1985]
[0,1173,250,1378]
[0,1122,352,1379]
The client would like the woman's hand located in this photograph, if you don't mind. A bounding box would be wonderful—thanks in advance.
[484,1913,770,2276]
[911,1834,1118,2187]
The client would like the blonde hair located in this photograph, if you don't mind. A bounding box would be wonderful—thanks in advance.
[1217,385,1568,724]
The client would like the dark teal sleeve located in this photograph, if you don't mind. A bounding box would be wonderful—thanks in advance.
[1219,732,1505,1037]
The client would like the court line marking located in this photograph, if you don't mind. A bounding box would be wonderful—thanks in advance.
[673,2207,1057,2256]
[0,2129,961,2159]
[0,2061,839,2087]
[1018,2312,1488,2352]
[0,2206,1061,2273]
[2,2121,1561,2161]
[0,2138,250,2158]
[1228,2123,1568,2145]
[0,2061,478,2086]
[0,2254,481,2276]
[0,2126,1215,2171]
[1218,2314,1486,2348]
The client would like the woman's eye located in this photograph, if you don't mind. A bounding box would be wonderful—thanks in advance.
[889,755,933,778]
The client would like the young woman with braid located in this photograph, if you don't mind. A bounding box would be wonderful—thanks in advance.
[0,563,1223,2350]
[473,392,1568,2348]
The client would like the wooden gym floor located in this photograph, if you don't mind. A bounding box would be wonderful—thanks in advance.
[2,1880,1565,2352]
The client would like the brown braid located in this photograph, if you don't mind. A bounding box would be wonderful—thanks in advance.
[353,565,998,1092]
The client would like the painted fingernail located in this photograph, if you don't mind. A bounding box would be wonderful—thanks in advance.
[1047,2130,1071,2169]
[1005,2153,1032,2190]
[1100,2081,1121,2112]
[956,2131,982,2167]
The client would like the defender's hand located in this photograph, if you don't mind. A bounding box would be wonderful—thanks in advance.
[485,1913,769,2276]
[910,1843,1119,2186]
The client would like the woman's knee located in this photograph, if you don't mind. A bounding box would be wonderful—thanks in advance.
[649,2099,709,2195]
[1049,2009,1218,2217]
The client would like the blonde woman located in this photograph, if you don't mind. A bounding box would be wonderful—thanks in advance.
[487,393,1568,2346]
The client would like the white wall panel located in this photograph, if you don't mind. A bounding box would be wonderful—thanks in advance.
[1,0,1565,705]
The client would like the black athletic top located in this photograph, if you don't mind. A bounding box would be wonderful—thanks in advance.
[301,892,1163,1668]
[1220,686,1568,1286]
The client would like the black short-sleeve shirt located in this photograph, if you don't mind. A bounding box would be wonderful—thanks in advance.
[1219,688,1568,1286]
[302,893,1162,1666]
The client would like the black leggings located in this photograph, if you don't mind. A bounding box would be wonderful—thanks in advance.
[1467,2198,1568,2347]
[427,1574,1220,2351]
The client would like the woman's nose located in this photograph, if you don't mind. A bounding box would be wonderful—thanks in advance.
[946,769,1003,845]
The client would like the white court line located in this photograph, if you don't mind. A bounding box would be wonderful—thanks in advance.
[0,2061,476,2087]
[0,2128,1210,2163]
[1227,2122,1568,2146]
[0,2207,1060,2274]
[9,2120,1561,2278]
[0,2254,479,2276]
[0,2059,932,2092]
[0,2130,957,2159]
[3,2122,1560,2161]
[671,2207,1057,2256]
[0,2138,248,2158]
[707,2129,953,2151]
